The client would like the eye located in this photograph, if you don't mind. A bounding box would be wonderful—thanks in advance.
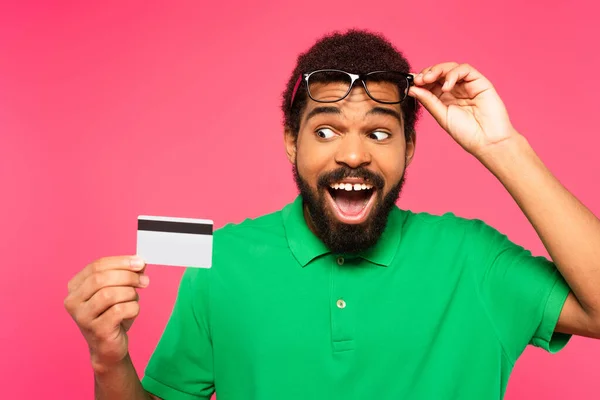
[369,131,390,141]
[316,128,337,139]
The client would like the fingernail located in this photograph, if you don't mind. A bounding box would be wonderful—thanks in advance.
[443,81,450,90]
[139,275,150,287]
[131,256,146,270]
[418,73,423,79]
[426,70,433,75]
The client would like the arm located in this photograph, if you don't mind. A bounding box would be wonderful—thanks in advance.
[477,133,600,338]
[410,62,600,339]
[94,354,161,400]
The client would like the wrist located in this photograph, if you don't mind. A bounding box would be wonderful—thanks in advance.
[475,130,531,170]
[92,353,132,376]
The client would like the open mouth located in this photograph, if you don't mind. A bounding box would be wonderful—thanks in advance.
[325,179,377,224]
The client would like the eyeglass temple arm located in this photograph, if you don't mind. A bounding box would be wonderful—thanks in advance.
[290,75,303,107]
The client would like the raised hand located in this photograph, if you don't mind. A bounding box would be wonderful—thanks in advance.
[409,62,519,157]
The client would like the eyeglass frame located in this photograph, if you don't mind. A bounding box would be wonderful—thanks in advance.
[289,69,414,107]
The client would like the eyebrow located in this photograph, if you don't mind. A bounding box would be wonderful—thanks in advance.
[365,107,403,125]
[304,106,341,123]
[304,105,403,126]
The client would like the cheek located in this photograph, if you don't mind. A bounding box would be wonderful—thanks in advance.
[296,135,335,186]
[372,147,407,188]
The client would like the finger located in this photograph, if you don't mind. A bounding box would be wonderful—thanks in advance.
[414,62,459,86]
[412,66,434,86]
[422,62,461,85]
[441,63,482,92]
[68,256,146,293]
[89,301,141,340]
[418,65,434,75]
[122,318,135,332]
[65,270,147,319]
[408,86,448,128]
[79,286,140,325]
[413,67,433,86]
[74,269,149,303]
[418,62,458,75]
[411,73,444,99]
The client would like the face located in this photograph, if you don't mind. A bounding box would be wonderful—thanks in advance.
[285,82,416,254]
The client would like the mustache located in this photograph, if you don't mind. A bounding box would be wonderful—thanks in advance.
[317,167,385,190]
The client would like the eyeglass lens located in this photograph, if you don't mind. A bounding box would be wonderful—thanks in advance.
[307,71,409,104]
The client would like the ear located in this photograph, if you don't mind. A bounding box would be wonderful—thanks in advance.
[405,131,416,167]
[284,127,297,164]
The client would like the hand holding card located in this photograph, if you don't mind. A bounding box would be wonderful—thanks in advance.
[136,216,213,268]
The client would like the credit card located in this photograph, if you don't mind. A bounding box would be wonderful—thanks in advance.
[136,215,213,268]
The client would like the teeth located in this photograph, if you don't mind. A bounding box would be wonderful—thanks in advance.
[329,182,374,191]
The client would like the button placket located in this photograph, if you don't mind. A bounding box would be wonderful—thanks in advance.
[330,255,355,352]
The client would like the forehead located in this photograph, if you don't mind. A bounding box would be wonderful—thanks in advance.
[302,85,404,123]
[308,80,401,103]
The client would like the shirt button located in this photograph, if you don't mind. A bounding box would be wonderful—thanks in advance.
[337,256,344,266]
[336,299,346,309]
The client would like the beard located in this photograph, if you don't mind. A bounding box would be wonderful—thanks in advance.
[293,163,406,254]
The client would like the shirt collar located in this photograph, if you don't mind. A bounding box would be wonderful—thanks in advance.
[282,195,407,268]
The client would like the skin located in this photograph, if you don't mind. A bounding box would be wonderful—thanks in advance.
[64,62,600,400]
[64,256,159,399]
[285,83,416,230]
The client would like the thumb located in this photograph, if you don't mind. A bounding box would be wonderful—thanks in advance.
[409,86,448,128]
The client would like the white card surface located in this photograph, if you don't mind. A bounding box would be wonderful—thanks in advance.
[136,215,213,268]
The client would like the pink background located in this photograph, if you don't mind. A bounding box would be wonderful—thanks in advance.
[1,1,599,398]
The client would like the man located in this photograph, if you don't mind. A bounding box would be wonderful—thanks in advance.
[64,30,600,399]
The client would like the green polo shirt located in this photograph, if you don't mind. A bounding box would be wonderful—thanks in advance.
[142,196,571,400]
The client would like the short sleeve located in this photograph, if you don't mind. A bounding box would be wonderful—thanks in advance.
[141,267,214,400]
[469,220,572,362]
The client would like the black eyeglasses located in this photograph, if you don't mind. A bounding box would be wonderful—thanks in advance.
[290,69,414,107]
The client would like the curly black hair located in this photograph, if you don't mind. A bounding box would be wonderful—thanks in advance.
[281,29,420,143]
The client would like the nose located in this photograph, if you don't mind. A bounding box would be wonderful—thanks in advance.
[334,134,372,169]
